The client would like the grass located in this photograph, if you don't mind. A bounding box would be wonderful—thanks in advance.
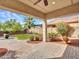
[15,34,33,40]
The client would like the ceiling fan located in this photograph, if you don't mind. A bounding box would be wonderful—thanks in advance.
[34,0,48,6]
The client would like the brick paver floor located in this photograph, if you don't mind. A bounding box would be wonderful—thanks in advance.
[0,38,79,59]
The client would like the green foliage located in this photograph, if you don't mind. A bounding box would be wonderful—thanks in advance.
[24,17,35,29]
[15,34,33,40]
[1,19,22,32]
[1,22,12,32]
[30,33,41,41]
[5,19,16,28]
[56,22,68,36]
[0,16,35,32]
[12,22,22,32]
[33,33,40,38]
[0,22,2,30]
[1,23,8,31]
[48,31,59,38]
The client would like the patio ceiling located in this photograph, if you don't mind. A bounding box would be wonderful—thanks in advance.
[0,0,79,19]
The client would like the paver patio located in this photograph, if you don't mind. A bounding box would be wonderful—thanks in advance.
[0,38,79,59]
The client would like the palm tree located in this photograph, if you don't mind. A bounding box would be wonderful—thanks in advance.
[24,17,35,29]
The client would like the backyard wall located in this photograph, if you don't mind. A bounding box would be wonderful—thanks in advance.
[0,31,27,36]
[0,31,4,36]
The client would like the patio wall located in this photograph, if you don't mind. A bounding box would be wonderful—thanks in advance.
[70,23,79,38]
[0,31,4,36]
[0,31,27,36]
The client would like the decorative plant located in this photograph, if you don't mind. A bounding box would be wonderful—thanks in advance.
[56,22,74,43]
[48,31,59,41]
[31,33,41,41]
[48,31,58,38]
[56,22,68,36]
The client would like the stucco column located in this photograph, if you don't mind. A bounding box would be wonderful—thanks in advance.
[43,20,47,42]
[78,15,79,22]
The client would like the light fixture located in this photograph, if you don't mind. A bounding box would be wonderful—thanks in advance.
[52,1,56,5]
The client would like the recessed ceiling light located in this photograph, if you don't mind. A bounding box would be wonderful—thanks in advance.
[52,2,56,5]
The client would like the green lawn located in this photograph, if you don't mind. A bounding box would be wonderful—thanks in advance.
[15,34,33,40]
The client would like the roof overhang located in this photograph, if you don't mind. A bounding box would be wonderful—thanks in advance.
[0,0,79,20]
[46,3,79,19]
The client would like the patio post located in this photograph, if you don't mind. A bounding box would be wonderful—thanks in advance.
[78,15,79,22]
[43,20,47,42]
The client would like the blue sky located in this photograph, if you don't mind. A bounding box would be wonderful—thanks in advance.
[0,9,43,25]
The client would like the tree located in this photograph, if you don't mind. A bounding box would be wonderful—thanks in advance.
[0,22,2,31]
[56,22,68,36]
[24,17,35,29]
[5,19,16,28]
[56,22,74,43]
[1,19,22,32]
[1,23,9,31]
[12,22,22,32]
[2,19,17,31]
[56,22,74,36]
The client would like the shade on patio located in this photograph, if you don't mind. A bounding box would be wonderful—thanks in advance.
[0,0,79,42]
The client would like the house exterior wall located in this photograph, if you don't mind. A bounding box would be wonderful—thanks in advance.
[29,27,43,34]
[69,23,79,38]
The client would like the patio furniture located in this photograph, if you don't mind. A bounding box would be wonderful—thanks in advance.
[0,48,8,57]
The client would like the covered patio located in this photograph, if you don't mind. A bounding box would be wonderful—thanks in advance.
[0,0,79,59]
[0,0,79,42]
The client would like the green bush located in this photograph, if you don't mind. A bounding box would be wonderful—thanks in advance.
[48,31,59,38]
[31,33,41,41]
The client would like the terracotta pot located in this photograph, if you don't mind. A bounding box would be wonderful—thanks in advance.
[63,36,69,43]
[0,48,8,57]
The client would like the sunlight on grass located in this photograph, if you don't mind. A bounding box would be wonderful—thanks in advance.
[15,34,33,40]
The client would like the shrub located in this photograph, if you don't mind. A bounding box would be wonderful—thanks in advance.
[48,31,59,38]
